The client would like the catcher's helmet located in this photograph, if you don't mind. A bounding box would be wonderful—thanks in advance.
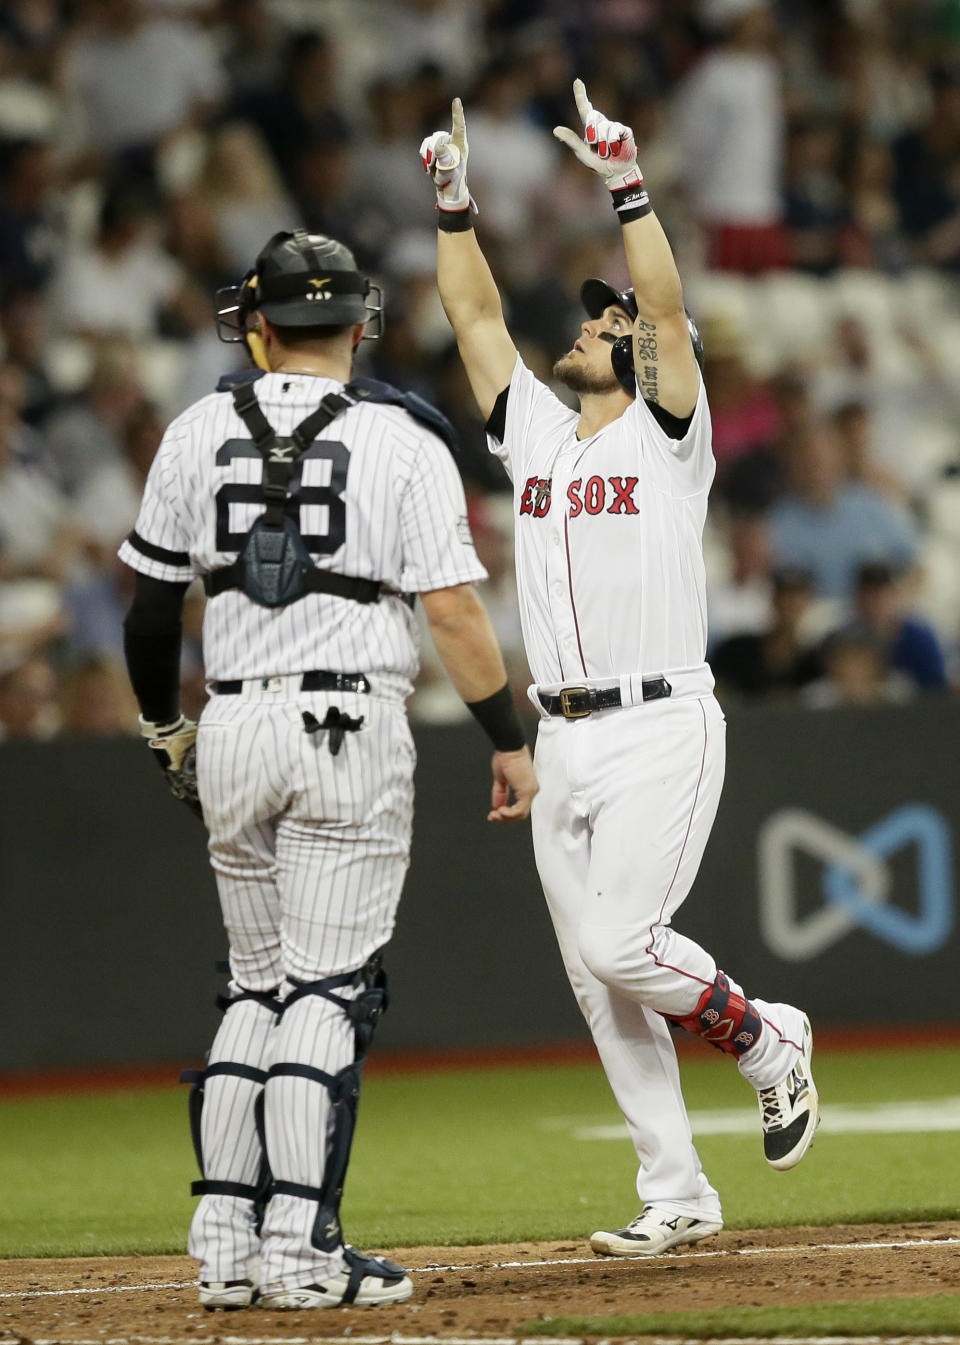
[580,277,703,396]
[216,229,383,363]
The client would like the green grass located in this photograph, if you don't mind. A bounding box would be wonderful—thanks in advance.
[1,1047,958,1257]
[524,1293,960,1337]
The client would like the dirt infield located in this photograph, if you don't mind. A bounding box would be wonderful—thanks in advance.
[3,1221,959,1342]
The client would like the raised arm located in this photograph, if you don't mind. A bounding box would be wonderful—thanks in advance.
[420,99,517,420]
[554,80,700,419]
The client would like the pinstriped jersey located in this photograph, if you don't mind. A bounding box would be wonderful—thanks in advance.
[486,355,715,687]
[119,372,486,686]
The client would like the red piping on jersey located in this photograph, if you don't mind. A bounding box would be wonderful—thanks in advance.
[564,511,588,677]
[644,696,713,991]
[562,431,606,681]
[546,529,565,678]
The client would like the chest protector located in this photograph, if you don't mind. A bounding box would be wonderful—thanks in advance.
[203,375,457,609]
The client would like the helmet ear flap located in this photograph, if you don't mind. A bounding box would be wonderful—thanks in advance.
[245,325,270,371]
[610,335,636,395]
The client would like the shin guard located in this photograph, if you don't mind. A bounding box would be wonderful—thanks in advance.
[183,982,282,1221]
[266,951,389,1252]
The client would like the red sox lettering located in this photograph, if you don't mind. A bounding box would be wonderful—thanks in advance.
[568,475,640,516]
[519,474,640,517]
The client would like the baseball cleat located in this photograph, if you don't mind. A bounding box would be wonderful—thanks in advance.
[590,1205,723,1257]
[758,1014,820,1170]
[259,1248,413,1310]
[199,1277,259,1310]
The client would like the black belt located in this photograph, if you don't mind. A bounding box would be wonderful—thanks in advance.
[212,670,371,696]
[538,677,672,720]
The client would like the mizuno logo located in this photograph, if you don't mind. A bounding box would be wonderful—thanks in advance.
[269,445,296,462]
[306,278,333,302]
[787,1074,808,1101]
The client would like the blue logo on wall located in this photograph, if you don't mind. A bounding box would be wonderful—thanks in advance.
[758,804,955,961]
[822,805,954,956]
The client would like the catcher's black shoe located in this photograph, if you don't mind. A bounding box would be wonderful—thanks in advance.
[199,1277,258,1310]
[758,1014,819,1170]
[590,1205,723,1257]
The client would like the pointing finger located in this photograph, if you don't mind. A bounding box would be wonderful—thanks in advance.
[451,96,467,151]
[573,77,593,126]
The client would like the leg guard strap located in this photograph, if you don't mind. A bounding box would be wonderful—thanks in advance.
[284,952,389,1053]
[283,968,358,1010]
[272,1178,323,1201]
[204,1061,269,1085]
[215,987,284,1016]
[268,1060,363,1252]
[342,1247,408,1304]
[666,970,763,1057]
[269,1061,337,1087]
[191,1178,261,1199]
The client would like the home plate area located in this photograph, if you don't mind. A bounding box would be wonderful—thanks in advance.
[3,1222,960,1343]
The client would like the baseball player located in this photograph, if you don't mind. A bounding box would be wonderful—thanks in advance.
[120,229,537,1309]
[419,85,819,1257]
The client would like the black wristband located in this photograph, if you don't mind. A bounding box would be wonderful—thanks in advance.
[465,682,526,752]
[437,206,474,233]
[611,181,652,224]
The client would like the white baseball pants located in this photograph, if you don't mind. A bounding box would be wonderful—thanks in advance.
[531,690,805,1222]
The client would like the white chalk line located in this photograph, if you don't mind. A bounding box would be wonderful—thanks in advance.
[3,1234,960,1305]
[0,1278,196,1300]
[415,1236,960,1272]
[544,1097,960,1140]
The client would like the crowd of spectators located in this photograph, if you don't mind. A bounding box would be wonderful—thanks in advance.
[1,0,960,741]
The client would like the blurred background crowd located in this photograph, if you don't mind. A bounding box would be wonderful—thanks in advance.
[2,0,960,740]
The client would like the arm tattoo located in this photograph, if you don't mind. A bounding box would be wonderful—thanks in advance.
[636,319,659,403]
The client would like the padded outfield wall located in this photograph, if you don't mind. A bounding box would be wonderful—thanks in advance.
[1,699,957,1073]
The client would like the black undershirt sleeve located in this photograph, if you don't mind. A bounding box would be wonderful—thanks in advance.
[485,386,510,443]
[122,573,190,724]
[486,380,690,443]
[643,399,694,440]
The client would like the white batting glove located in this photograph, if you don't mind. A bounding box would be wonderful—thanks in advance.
[553,79,650,220]
[420,97,475,213]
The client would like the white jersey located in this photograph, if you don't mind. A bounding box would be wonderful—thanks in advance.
[120,372,486,688]
[486,355,715,689]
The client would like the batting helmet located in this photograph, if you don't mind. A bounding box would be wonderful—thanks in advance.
[580,278,704,396]
[216,229,383,367]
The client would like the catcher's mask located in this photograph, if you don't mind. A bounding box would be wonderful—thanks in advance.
[216,229,384,371]
[580,277,704,396]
